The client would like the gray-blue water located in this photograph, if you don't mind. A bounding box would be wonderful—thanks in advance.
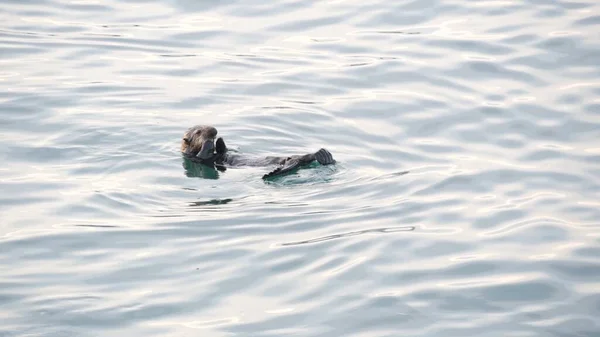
[2,1,600,336]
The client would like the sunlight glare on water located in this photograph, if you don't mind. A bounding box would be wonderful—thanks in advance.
[1,0,600,336]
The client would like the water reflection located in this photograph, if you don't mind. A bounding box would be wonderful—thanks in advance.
[189,198,233,207]
[2,0,599,336]
[182,157,223,179]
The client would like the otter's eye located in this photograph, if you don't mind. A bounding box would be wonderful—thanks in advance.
[183,138,190,144]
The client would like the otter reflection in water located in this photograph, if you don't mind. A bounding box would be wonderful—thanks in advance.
[181,125,336,179]
[182,156,221,179]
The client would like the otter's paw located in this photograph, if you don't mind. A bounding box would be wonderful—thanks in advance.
[263,158,303,180]
[216,137,227,155]
[314,148,336,165]
[262,167,283,179]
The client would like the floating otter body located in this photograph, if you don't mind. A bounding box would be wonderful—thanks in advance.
[181,125,336,179]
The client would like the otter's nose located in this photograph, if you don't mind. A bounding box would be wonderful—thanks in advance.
[202,126,218,139]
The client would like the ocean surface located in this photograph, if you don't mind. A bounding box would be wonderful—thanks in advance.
[1,0,600,336]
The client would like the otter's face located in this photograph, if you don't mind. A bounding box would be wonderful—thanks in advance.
[181,125,218,159]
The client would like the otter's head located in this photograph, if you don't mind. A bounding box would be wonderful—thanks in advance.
[181,125,218,159]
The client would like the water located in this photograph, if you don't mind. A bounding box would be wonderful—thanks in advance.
[1,0,600,336]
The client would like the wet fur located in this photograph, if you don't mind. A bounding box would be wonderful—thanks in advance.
[181,124,335,179]
[181,125,217,156]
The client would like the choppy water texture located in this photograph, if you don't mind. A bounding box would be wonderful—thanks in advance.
[2,0,600,336]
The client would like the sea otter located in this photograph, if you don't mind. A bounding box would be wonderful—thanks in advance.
[181,124,336,179]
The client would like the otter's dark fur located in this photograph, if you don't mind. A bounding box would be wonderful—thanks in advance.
[181,125,218,159]
[181,125,336,179]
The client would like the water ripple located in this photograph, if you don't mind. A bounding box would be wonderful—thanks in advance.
[279,226,416,247]
[2,0,600,336]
